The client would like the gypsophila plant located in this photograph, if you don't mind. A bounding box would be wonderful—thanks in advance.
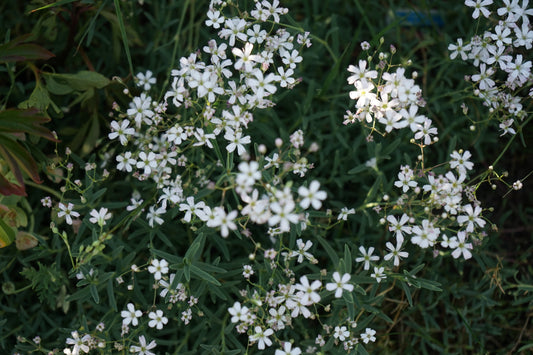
[2,0,532,354]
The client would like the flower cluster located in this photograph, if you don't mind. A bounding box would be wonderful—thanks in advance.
[449,0,533,135]
[386,149,484,260]
[344,42,438,145]
[105,0,324,241]
[227,237,378,352]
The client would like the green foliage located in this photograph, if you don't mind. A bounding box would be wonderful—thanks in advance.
[20,261,68,309]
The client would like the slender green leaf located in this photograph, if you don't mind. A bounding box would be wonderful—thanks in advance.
[316,235,339,265]
[190,264,221,286]
[113,0,134,76]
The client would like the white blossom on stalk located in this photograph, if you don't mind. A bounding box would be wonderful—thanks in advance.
[232,42,262,72]
[148,309,168,330]
[210,207,238,237]
[298,180,327,209]
[127,93,154,127]
[333,326,350,341]
[451,231,473,260]
[355,246,379,270]
[108,119,135,145]
[65,331,91,354]
[384,240,409,266]
[457,204,485,232]
[129,335,157,355]
[147,259,169,280]
[89,207,112,227]
[224,128,251,156]
[249,326,274,350]
[228,302,249,323]
[275,342,302,355]
[269,200,299,232]
[121,303,142,327]
[360,328,377,344]
[116,151,136,172]
[294,275,321,305]
[289,239,314,263]
[326,272,354,298]
[58,202,80,225]
[179,196,208,222]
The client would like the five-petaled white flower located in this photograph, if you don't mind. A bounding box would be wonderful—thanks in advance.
[148,309,168,330]
[355,246,380,270]
[58,202,80,225]
[89,207,112,227]
[249,326,274,350]
[326,271,354,298]
[129,335,157,355]
[147,259,169,280]
[121,303,142,327]
[298,180,327,210]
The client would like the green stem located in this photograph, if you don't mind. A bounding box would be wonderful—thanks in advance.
[114,0,134,77]
[25,180,63,200]
[159,0,190,101]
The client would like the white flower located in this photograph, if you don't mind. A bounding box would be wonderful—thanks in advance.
[136,70,156,91]
[275,342,302,355]
[269,200,299,232]
[147,259,169,280]
[179,196,207,222]
[333,326,350,341]
[148,309,168,330]
[457,204,485,232]
[129,335,157,355]
[289,239,314,263]
[224,128,251,156]
[65,331,91,354]
[108,119,135,145]
[228,301,249,323]
[232,42,262,72]
[355,246,379,270]
[384,240,409,267]
[121,303,142,327]
[249,326,274,350]
[58,202,80,225]
[326,272,354,298]
[116,151,136,172]
[338,207,355,220]
[88,207,112,227]
[451,231,473,260]
[360,328,377,344]
[464,0,493,19]
[371,266,386,283]
[298,180,327,209]
[294,275,321,305]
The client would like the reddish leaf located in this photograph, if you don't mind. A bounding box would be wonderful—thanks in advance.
[0,108,59,142]
[0,174,26,196]
[0,136,42,184]
[0,34,54,63]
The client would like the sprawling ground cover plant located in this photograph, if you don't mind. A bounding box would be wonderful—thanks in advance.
[0,0,532,354]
